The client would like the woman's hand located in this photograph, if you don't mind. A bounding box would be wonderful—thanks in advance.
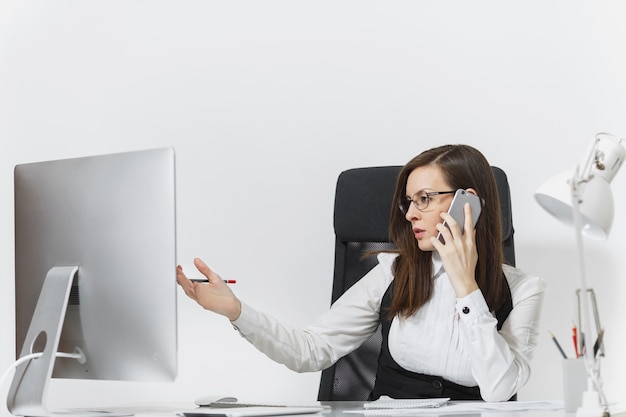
[176,258,242,321]
[430,202,479,298]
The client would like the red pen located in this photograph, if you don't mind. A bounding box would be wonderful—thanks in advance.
[572,324,580,358]
[191,279,237,284]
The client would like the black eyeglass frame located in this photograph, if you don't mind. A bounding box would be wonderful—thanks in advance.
[398,190,456,213]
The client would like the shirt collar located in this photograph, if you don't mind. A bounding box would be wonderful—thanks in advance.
[432,251,444,279]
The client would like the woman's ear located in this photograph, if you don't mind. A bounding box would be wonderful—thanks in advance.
[466,188,478,196]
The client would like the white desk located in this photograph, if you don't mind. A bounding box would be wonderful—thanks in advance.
[106,401,625,417]
[316,402,624,417]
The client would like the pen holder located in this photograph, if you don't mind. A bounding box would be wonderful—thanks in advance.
[562,358,587,412]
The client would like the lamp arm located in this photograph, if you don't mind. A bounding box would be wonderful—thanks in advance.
[570,170,609,416]
[570,170,590,356]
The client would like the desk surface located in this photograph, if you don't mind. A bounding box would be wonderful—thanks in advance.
[90,400,624,417]
[342,401,626,417]
[317,401,613,417]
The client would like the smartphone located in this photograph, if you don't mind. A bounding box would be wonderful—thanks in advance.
[437,189,483,243]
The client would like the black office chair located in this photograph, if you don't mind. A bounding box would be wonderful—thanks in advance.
[317,165,515,401]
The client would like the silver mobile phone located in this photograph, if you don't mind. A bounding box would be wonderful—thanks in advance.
[437,189,483,243]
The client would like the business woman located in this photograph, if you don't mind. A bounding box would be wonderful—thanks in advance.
[177,144,546,401]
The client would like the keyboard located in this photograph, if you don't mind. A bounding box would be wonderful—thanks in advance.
[364,397,450,409]
[207,402,323,409]
[183,406,325,417]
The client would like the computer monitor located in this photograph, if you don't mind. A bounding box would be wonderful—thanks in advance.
[10,148,178,416]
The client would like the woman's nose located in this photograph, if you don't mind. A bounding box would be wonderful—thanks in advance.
[405,203,421,221]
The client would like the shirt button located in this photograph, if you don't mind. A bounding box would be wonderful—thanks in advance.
[462,306,470,314]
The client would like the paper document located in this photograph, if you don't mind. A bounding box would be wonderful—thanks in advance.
[364,397,450,409]
[346,400,564,415]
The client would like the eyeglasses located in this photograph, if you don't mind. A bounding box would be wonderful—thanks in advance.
[398,190,456,213]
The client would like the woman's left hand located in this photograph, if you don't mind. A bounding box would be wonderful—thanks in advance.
[430,202,479,298]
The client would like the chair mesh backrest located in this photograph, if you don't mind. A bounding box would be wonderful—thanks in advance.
[317,165,515,401]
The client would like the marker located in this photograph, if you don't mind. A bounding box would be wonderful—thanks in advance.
[572,324,580,358]
[549,331,568,359]
[191,279,237,284]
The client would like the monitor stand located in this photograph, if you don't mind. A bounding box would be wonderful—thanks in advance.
[7,266,129,417]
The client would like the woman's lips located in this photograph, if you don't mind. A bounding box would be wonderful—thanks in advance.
[413,228,426,239]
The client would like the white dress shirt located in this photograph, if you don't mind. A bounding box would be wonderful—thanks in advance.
[231,252,547,402]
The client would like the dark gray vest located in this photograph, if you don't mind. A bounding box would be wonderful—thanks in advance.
[370,278,514,401]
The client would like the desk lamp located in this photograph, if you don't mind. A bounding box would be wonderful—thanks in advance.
[535,132,625,417]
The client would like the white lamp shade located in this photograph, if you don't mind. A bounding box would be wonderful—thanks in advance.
[534,171,614,240]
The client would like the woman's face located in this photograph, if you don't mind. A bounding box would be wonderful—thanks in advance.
[404,165,455,252]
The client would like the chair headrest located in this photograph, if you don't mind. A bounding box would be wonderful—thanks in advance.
[491,166,514,242]
[334,166,401,242]
[334,165,513,243]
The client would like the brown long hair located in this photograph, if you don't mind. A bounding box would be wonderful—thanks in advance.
[387,144,507,318]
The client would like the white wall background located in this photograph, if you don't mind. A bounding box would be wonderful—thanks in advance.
[1,0,625,410]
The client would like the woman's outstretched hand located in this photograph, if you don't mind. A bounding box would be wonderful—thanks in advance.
[176,258,242,321]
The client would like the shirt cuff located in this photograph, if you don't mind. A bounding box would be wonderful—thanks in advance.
[456,288,490,323]
[230,301,255,333]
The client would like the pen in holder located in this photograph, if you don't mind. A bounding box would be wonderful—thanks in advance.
[576,289,604,358]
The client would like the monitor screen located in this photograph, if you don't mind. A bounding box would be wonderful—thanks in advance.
[10,148,178,415]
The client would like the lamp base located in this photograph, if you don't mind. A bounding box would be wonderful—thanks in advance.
[576,388,607,417]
